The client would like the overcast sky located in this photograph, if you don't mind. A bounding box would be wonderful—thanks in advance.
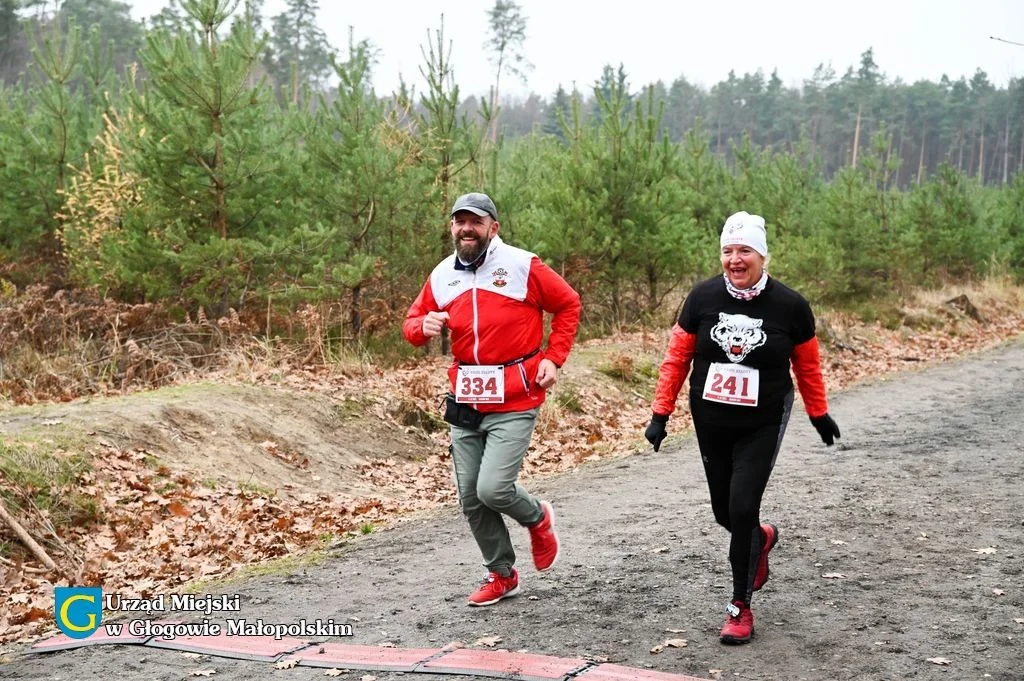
[126,0,1024,100]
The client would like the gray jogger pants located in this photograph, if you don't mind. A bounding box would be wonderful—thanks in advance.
[450,408,544,576]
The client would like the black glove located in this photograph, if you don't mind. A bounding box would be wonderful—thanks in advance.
[645,414,669,452]
[810,413,841,446]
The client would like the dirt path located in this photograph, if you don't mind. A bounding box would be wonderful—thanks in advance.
[4,339,1024,681]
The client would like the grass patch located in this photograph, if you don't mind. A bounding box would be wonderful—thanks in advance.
[553,383,585,414]
[846,299,905,330]
[237,481,276,497]
[597,353,659,384]
[183,551,332,592]
[333,397,367,419]
[0,440,100,527]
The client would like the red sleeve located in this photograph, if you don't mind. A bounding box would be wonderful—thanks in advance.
[529,258,581,367]
[651,324,696,416]
[402,278,438,347]
[791,336,829,417]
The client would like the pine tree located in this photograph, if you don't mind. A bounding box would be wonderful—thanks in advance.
[541,84,570,139]
[146,0,191,35]
[299,36,409,338]
[484,0,530,142]
[266,0,334,99]
[411,15,488,352]
[117,0,282,308]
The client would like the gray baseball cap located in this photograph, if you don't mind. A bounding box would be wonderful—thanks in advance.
[451,192,498,220]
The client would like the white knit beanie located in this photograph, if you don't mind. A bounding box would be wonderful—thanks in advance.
[720,211,768,257]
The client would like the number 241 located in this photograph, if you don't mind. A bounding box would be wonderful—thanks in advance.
[710,373,749,396]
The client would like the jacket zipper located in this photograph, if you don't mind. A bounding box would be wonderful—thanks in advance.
[471,269,480,365]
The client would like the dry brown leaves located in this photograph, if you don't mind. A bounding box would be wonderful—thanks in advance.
[0,440,409,644]
[2,292,1023,646]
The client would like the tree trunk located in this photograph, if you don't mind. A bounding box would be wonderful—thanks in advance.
[646,263,658,317]
[439,154,452,356]
[1018,122,1024,173]
[350,285,362,338]
[917,125,927,186]
[1003,110,1011,185]
[896,115,907,186]
[1018,123,1024,173]
[211,115,227,239]
[206,20,227,240]
[977,127,985,183]
[957,128,965,170]
[884,132,894,182]
[967,128,977,175]
[611,283,621,328]
[851,102,862,168]
[986,136,1000,183]
[489,59,503,143]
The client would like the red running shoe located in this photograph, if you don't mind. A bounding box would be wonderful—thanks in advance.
[752,523,779,591]
[467,569,520,606]
[719,600,754,644]
[528,501,560,571]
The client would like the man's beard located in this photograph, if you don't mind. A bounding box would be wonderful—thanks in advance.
[454,233,490,263]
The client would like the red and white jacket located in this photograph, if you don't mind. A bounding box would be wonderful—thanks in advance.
[403,236,582,413]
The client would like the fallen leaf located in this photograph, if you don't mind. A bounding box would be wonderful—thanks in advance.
[324,670,346,677]
[665,638,687,648]
[650,645,664,654]
[926,657,951,665]
[190,671,216,678]
[167,501,190,517]
[474,636,502,647]
[275,659,298,669]
[973,547,997,555]
[822,573,847,579]
[993,589,1005,596]
[441,641,464,652]
[831,540,847,545]
[652,546,669,553]
[361,675,377,681]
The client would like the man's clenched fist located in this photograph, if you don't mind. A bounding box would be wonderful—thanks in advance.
[421,311,450,338]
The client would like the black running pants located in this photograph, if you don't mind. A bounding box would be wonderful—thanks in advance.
[691,391,793,604]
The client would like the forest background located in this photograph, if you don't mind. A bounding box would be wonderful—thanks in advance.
[0,0,1022,396]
